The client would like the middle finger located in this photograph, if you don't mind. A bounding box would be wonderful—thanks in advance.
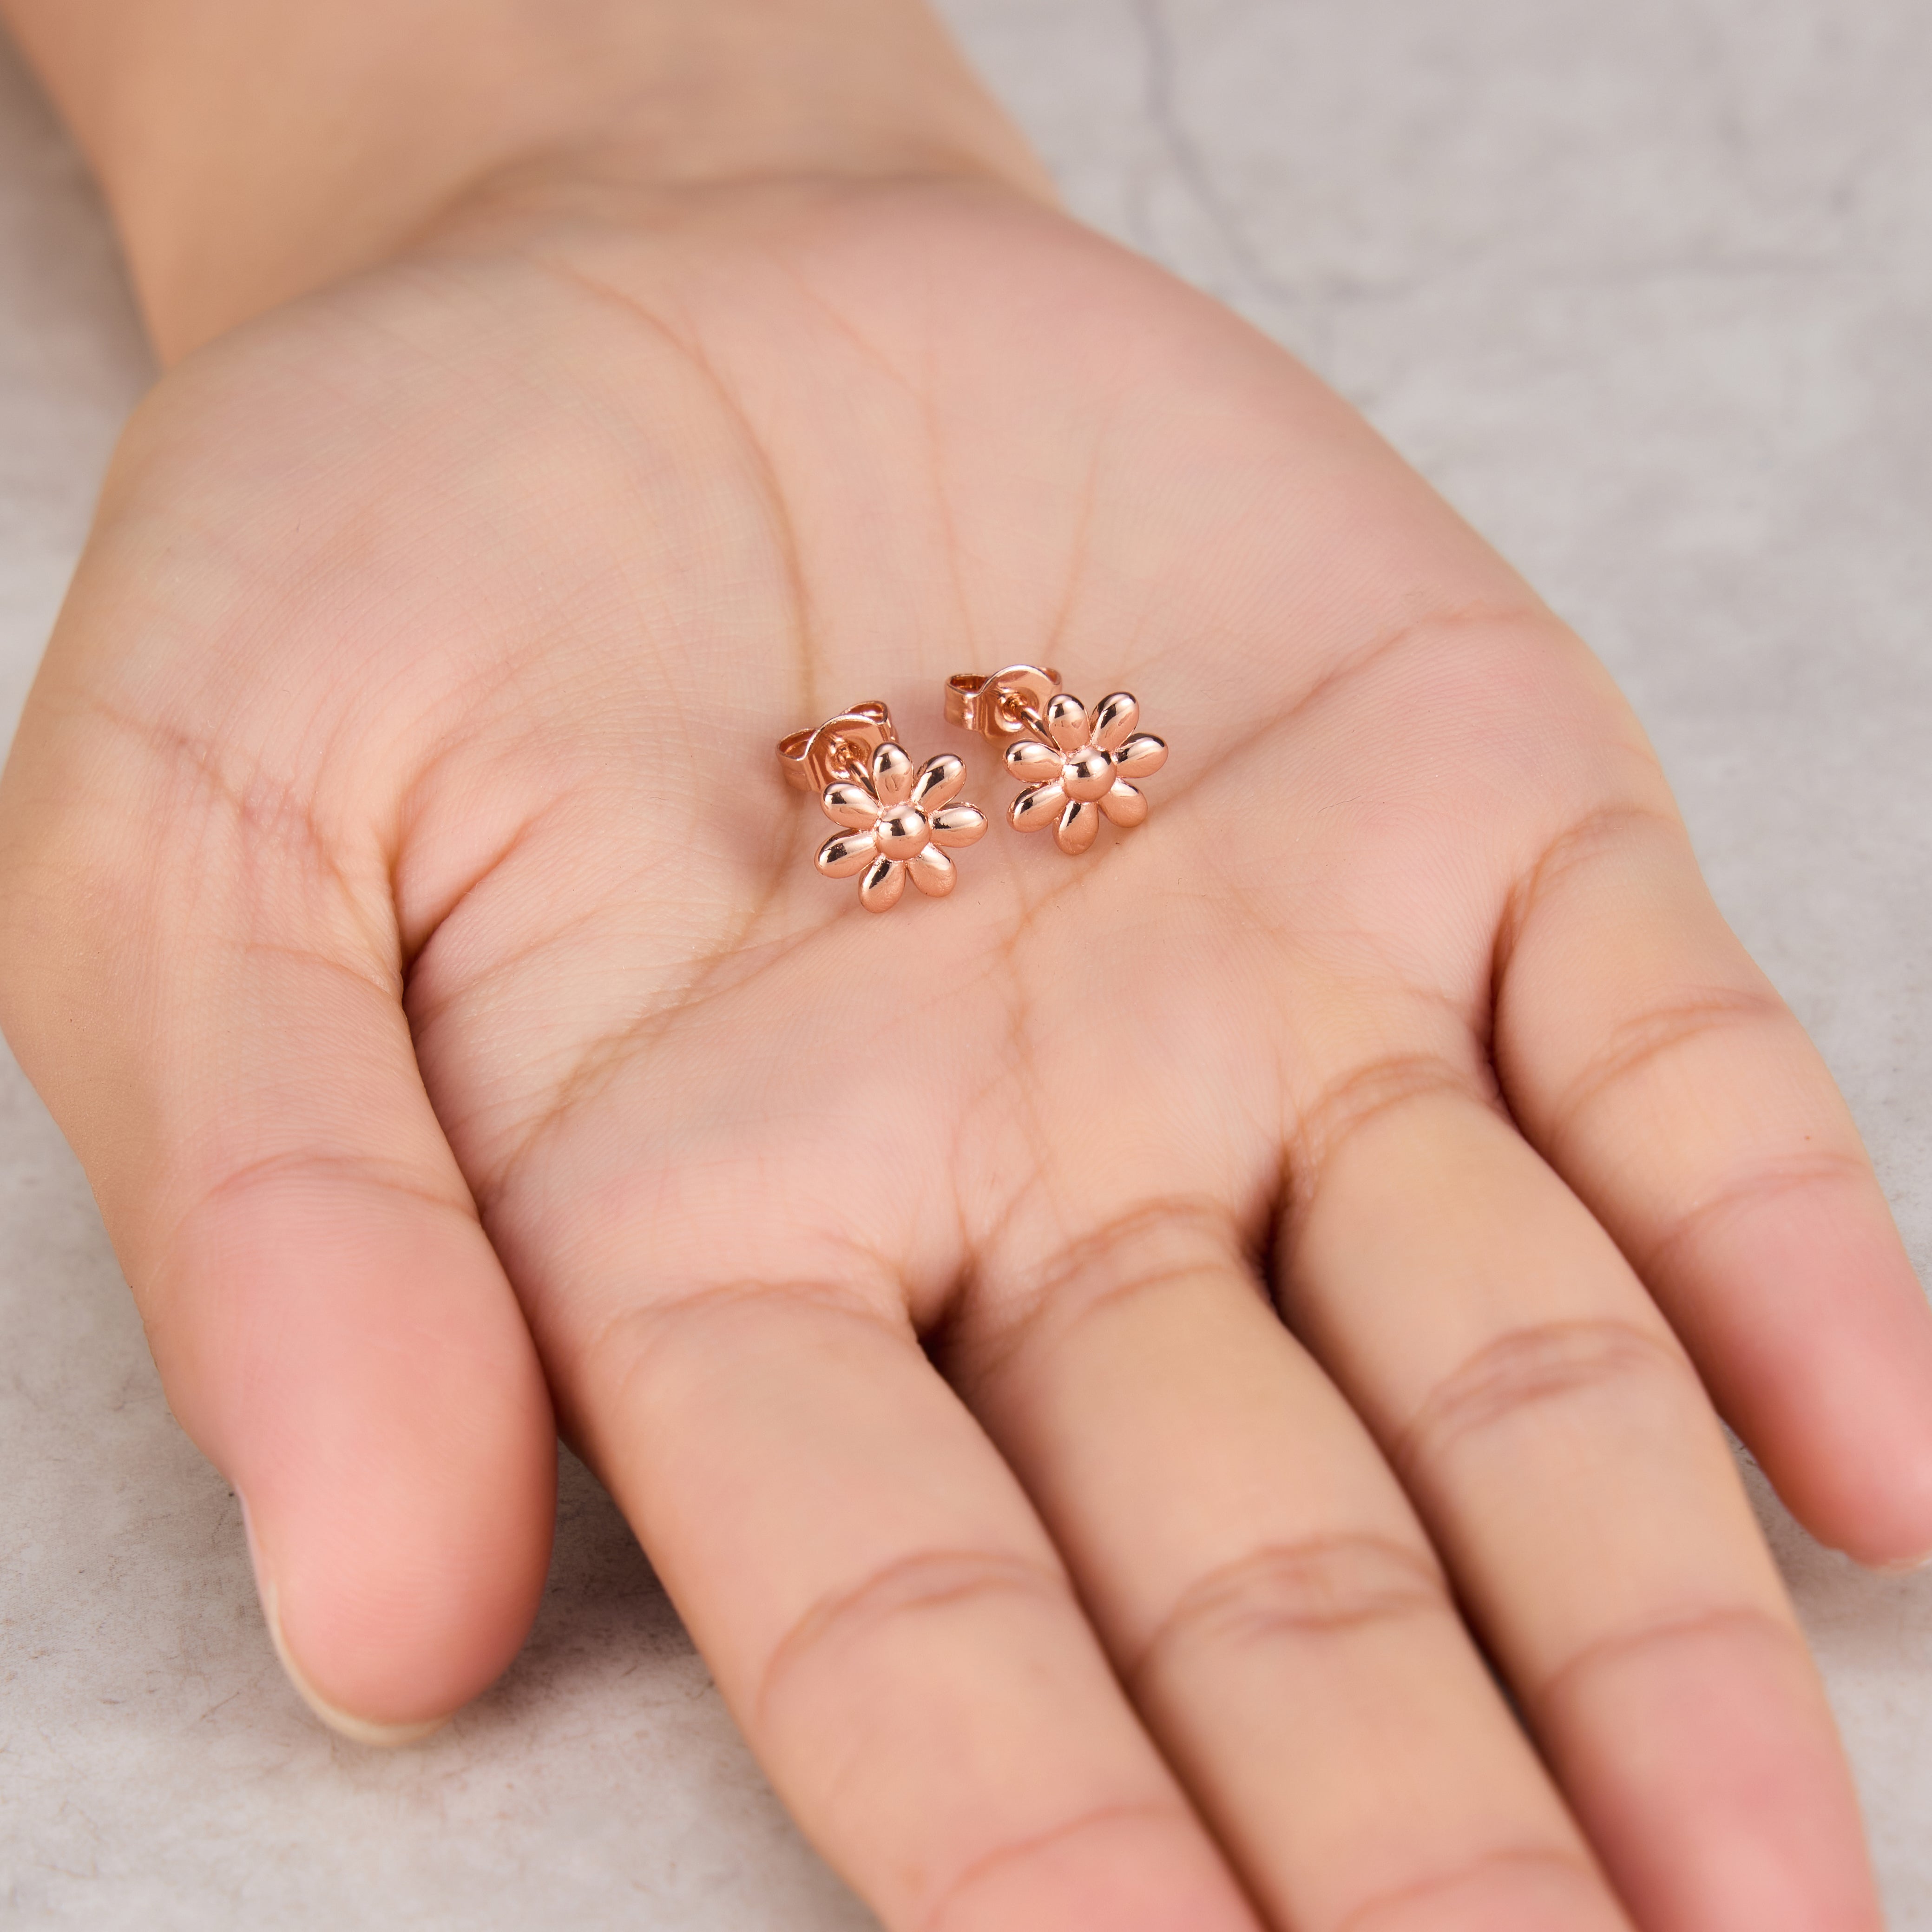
[1283,1077,1878,1932]
[949,1203,1634,1932]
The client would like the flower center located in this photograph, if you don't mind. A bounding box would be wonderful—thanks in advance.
[874,805,931,861]
[1060,745,1114,804]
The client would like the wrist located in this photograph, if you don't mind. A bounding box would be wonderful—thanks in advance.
[2,0,1051,363]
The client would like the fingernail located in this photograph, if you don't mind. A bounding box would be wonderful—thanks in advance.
[1870,1548,1932,1576]
[239,1492,449,1748]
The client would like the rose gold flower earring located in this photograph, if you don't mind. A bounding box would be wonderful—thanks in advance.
[946,664,1169,856]
[777,701,989,912]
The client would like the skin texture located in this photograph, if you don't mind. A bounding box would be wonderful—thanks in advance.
[2,8,1932,1932]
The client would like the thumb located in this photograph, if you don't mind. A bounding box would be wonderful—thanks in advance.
[0,621,554,1738]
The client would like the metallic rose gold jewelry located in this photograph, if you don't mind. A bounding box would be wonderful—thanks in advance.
[778,701,989,912]
[946,665,1168,857]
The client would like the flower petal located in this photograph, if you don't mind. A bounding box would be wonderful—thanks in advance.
[858,853,906,912]
[1008,781,1065,832]
[929,803,988,849]
[817,828,879,878]
[908,846,956,897]
[1005,738,1061,778]
[1055,797,1101,855]
[870,741,915,808]
[1100,779,1148,828]
[910,752,966,811]
[1112,733,1168,781]
[821,780,880,831]
[1089,691,1139,752]
[1045,693,1089,753]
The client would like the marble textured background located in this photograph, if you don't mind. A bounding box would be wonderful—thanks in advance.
[2,0,1929,1923]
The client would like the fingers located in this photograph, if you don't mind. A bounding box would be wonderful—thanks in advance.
[1494,808,1932,1564]
[1286,1083,1882,1932]
[0,711,554,1735]
[950,1209,1633,1932]
[565,1281,1261,1932]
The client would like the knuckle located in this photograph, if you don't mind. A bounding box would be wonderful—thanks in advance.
[1494,799,1682,981]
[1637,1150,1869,1277]
[1397,1317,1688,1477]
[1339,1844,1600,1932]
[956,1196,1242,1388]
[1534,1601,1798,1719]
[921,1801,1181,1932]
[1130,1533,1448,1688]
[1543,986,1790,1148]
[757,1546,1071,1727]
[1285,1050,1498,1239]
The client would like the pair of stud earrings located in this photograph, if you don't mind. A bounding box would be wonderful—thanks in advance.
[776,664,1169,913]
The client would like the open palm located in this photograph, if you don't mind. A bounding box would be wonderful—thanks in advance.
[4,173,1929,1932]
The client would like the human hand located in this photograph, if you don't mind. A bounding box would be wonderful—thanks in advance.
[4,12,1931,1932]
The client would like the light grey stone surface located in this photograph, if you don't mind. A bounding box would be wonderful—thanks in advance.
[3,0,1929,1923]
